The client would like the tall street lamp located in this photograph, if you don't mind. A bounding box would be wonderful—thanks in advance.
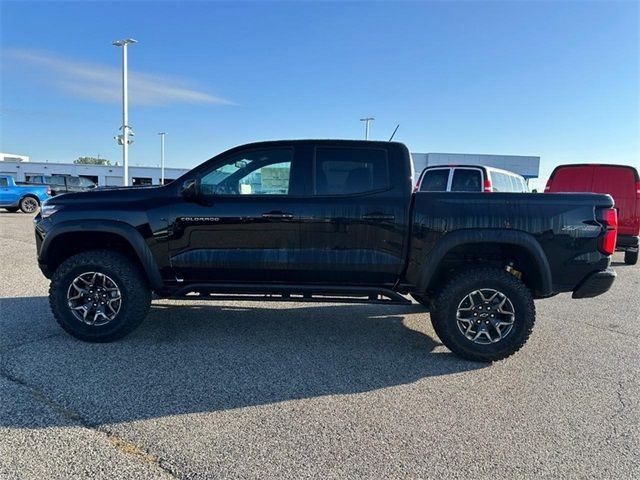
[360,117,374,140]
[158,132,166,185]
[112,38,137,186]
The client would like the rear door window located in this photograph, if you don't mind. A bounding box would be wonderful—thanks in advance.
[314,147,389,195]
[419,169,450,192]
[451,169,482,192]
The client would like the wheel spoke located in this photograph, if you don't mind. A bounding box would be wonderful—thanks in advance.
[456,288,516,345]
[67,272,122,326]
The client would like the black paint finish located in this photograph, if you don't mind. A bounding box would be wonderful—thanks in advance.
[34,139,615,301]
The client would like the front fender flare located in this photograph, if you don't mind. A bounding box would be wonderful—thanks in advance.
[415,229,553,296]
[40,220,164,290]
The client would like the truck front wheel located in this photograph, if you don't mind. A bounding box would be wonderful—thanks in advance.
[430,268,535,362]
[49,250,151,342]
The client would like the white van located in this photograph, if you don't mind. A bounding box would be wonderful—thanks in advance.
[416,165,529,193]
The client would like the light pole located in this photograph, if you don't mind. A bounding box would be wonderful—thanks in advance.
[158,132,166,185]
[112,38,137,186]
[360,117,374,140]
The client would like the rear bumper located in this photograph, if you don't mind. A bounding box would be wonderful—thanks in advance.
[617,234,639,251]
[572,268,616,299]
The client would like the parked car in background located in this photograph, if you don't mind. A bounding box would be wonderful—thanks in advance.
[416,165,529,193]
[545,164,640,265]
[0,174,51,213]
[27,174,96,196]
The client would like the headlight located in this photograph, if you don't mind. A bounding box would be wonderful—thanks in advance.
[41,203,62,218]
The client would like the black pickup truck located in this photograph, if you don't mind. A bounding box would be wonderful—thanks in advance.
[34,140,617,361]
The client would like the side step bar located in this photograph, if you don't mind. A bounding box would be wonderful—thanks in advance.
[170,283,413,305]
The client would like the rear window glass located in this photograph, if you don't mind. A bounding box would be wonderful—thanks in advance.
[0,178,7,187]
[419,169,449,192]
[451,169,482,192]
[314,148,389,195]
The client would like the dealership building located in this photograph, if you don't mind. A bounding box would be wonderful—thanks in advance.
[0,151,540,186]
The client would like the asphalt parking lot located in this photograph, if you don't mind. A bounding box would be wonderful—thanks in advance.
[0,212,638,479]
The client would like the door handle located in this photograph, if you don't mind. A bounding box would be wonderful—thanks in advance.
[262,212,294,220]
[361,213,395,221]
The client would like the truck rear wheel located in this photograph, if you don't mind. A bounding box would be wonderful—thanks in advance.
[624,249,638,265]
[19,196,39,213]
[49,250,151,342]
[430,268,535,362]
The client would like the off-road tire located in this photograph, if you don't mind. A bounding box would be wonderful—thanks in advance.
[19,196,39,213]
[49,249,151,342]
[430,267,535,362]
[624,249,638,265]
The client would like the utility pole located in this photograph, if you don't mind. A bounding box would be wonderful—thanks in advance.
[158,132,166,185]
[112,38,137,186]
[360,117,375,140]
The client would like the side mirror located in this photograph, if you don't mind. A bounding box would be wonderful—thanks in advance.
[180,179,198,200]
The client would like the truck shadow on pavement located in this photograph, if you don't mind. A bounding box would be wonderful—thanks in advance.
[0,297,486,428]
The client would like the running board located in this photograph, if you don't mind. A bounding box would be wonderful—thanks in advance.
[169,283,412,305]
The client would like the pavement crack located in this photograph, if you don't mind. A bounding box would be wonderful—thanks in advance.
[603,379,630,444]
[566,318,639,339]
[0,349,181,479]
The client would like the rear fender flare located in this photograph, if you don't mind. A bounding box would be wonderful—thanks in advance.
[415,229,553,296]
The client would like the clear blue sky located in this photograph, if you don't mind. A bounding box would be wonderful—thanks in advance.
[1,1,638,183]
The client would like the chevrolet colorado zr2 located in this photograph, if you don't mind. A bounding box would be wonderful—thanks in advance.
[34,140,617,361]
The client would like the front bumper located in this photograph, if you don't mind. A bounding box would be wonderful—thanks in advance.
[572,268,616,299]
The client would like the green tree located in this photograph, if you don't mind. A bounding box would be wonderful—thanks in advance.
[74,156,111,166]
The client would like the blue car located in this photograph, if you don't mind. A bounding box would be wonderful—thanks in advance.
[0,174,52,213]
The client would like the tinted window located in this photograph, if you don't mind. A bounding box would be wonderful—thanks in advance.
[419,169,449,192]
[314,148,388,195]
[66,177,81,187]
[49,176,65,186]
[451,169,482,192]
[201,148,293,196]
[0,178,7,187]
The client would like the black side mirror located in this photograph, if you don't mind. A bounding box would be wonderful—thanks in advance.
[180,179,198,200]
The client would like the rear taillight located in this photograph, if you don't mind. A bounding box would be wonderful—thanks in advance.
[636,181,640,199]
[544,180,551,192]
[483,179,492,192]
[598,208,618,255]
[47,187,51,196]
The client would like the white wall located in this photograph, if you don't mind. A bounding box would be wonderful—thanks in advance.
[0,161,189,185]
